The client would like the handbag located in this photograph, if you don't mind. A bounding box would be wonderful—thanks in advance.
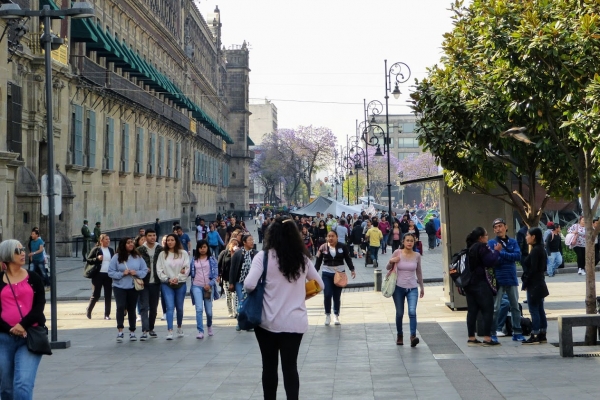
[5,273,52,355]
[334,270,348,288]
[125,262,144,291]
[83,262,99,279]
[382,265,397,298]
[305,279,321,300]
[529,279,549,300]
[237,250,268,330]
[200,260,212,299]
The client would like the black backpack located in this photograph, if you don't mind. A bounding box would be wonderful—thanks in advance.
[449,248,471,296]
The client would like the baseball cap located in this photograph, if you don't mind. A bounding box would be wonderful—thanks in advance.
[546,221,554,228]
[492,218,506,227]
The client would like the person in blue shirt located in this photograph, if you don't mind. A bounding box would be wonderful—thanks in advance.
[28,229,50,288]
[488,218,526,343]
[175,226,191,254]
[206,223,225,256]
[432,214,441,247]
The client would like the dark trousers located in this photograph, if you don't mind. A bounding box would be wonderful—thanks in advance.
[574,246,585,269]
[465,281,494,337]
[427,234,436,250]
[322,271,343,315]
[30,260,50,287]
[113,287,139,332]
[88,272,112,317]
[146,283,161,332]
[255,326,303,400]
[392,240,401,253]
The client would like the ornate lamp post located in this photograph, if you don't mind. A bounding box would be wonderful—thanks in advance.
[361,99,388,207]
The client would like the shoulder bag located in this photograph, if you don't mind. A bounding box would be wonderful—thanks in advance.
[125,262,144,291]
[237,251,268,330]
[200,259,212,300]
[5,273,52,355]
[305,279,322,300]
[382,263,398,298]
[83,248,101,279]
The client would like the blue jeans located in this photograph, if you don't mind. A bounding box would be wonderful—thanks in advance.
[161,283,187,330]
[392,286,419,336]
[0,332,42,400]
[496,294,510,333]
[322,271,342,315]
[369,246,379,263]
[547,252,562,277]
[492,285,521,335]
[30,260,50,287]
[235,282,245,313]
[190,285,213,333]
[526,290,547,334]
[381,234,389,252]
[209,246,219,258]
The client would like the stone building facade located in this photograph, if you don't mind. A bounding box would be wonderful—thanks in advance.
[0,0,252,253]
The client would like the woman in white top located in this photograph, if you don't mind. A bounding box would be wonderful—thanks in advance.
[85,234,115,320]
[244,216,324,400]
[156,234,190,340]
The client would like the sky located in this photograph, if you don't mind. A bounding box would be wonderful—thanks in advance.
[197,0,456,144]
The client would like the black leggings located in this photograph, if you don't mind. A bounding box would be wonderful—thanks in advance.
[574,246,585,269]
[90,272,112,317]
[113,287,139,332]
[465,281,494,337]
[255,326,303,400]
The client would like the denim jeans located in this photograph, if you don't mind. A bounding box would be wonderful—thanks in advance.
[146,283,161,332]
[210,246,219,258]
[30,260,50,287]
[138,286,150,332]
[547,252,562,277]
[381,234,389,252]
[496,293,510,333]
[190,285,213,333]
[161,283,187,330]
[0,332,42,400]
[322,271,342,315]
[492,285,521,335]
[392,286,419,336]
[369,246,379,263]
[235,282,245,313]
[526,290,547,334]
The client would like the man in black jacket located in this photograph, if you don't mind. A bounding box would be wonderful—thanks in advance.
[425,219,437,250]
[137,229,163,339]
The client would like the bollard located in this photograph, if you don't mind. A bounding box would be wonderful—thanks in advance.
[374,269,382,292]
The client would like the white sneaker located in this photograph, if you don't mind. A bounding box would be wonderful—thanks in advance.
[166,331,173,340]
[496,331,506,337]
[580,269,586,276]
[136,315,141,322]
[177,328,184,338]
[325,314,331,326]
[333,315,340,325]
[161,315,166,321]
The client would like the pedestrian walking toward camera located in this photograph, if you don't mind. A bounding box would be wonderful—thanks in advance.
[387,233,424,347]
[230,234,258,331]
[156,234,190,340]
[0,239,48,399]
[568,216,587,275]
[244,217,324,400]
[190,240,219,339]
[108,238,148,342]
[351,220,364,258]
[315,230,356,326]
[379,216,390,254]
[464,227,501,346]
[521,227,549,345]
[218,238,240,318]
[137,229,163,339]
[391,221,402,253]
[206,223,225,257]
[544,223,562,277]
[86,234,115,320]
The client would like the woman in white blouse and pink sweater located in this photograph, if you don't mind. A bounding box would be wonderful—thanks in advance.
[244,216,324,400]
[387,233,424,347]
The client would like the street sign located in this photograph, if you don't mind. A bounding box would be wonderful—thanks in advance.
[41,174,62,216]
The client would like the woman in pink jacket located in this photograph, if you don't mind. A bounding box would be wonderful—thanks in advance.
[244,216,324,400]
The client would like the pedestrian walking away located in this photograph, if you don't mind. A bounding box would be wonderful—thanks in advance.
[365,220,383,268]
[156,234,190,340]
[0,239,48,399]
[86,234,115,320]
[314,230,356,326]
[244,216,324,400]
[190,240,220,339]
[387,233,424,347]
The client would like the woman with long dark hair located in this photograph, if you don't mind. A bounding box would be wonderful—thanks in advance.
[316,220,328,249]
[156,234,190,340]
[85,234,115,320]
[244,217,324,400]
[464,227,501,346]
[190,240,219,339]
[521,227,549,345]
[107,237,148,342]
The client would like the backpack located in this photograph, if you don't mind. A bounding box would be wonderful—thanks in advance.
[425,220,436,235]
[448,248,471,296]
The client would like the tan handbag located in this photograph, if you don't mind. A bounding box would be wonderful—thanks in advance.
[305,279,322,299]
[125,262,145,291]
[334,271,348,288]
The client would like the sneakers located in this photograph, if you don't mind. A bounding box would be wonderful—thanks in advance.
[129,333,137,341]
[116,332,124,343]
[177,328,184,338]
[522,335,540,345]
[166,331,173,340]
[467,339,482,346]
[333,315,340,325]
[196,332,204,339]
[140,333,148,341]
[136,315,141,322]
[482,340,501,347]
[495,331,506,337]
[104,316,111,320]
[512,334,526,342]
[208,327,213,336]
[578,268,587,276]
[490,335,498,343]
[325,314,331,326]
[161,315,166,321]
[149,331,157,338]
[228,313,234,318]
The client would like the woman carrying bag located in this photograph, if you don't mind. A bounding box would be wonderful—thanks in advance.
[521,227,549,345]
[314,230,356,326]
[190,240,219,339]
[386,233,424,346]
[244,217,324,400]
[85,234,115,320]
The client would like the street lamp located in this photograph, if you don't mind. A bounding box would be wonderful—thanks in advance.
[0,2,95,350]
[361,99,388,206]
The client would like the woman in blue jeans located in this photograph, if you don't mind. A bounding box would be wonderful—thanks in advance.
[0,239,48,399]
[314,230,356,326]
[156,234,190,340]
[522,227,549,345]
[190,240,219,339]
[387,233,424,346]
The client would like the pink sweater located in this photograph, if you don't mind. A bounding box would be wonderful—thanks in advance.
[244,250,324,334]
[392,250,424,289]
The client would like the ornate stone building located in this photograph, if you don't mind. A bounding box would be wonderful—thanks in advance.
[0,0,252,252]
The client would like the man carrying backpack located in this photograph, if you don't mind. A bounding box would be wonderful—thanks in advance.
[488,218,526,343]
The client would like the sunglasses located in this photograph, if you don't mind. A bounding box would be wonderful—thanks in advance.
[14,248,26,255]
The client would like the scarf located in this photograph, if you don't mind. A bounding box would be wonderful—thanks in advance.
[239,249,252,284]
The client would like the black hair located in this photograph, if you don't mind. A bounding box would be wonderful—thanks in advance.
[241,234,253,245]
[174,225,183,231]
[263,217,309,282]
[466,227,487,248]
[145,229,156,236]
[117,237,140,263]
[162,233,183,258]
[372,221,379,228]
[194,239,211,260]
[528,227,543,245]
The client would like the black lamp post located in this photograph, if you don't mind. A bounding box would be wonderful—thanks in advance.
[361,99,388,207]
[349,145,366,205]
[356,119,371,206]
[0,2,95,350]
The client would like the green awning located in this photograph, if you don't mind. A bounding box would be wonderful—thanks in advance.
[247,136,255,146]
[71,18,97,43]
